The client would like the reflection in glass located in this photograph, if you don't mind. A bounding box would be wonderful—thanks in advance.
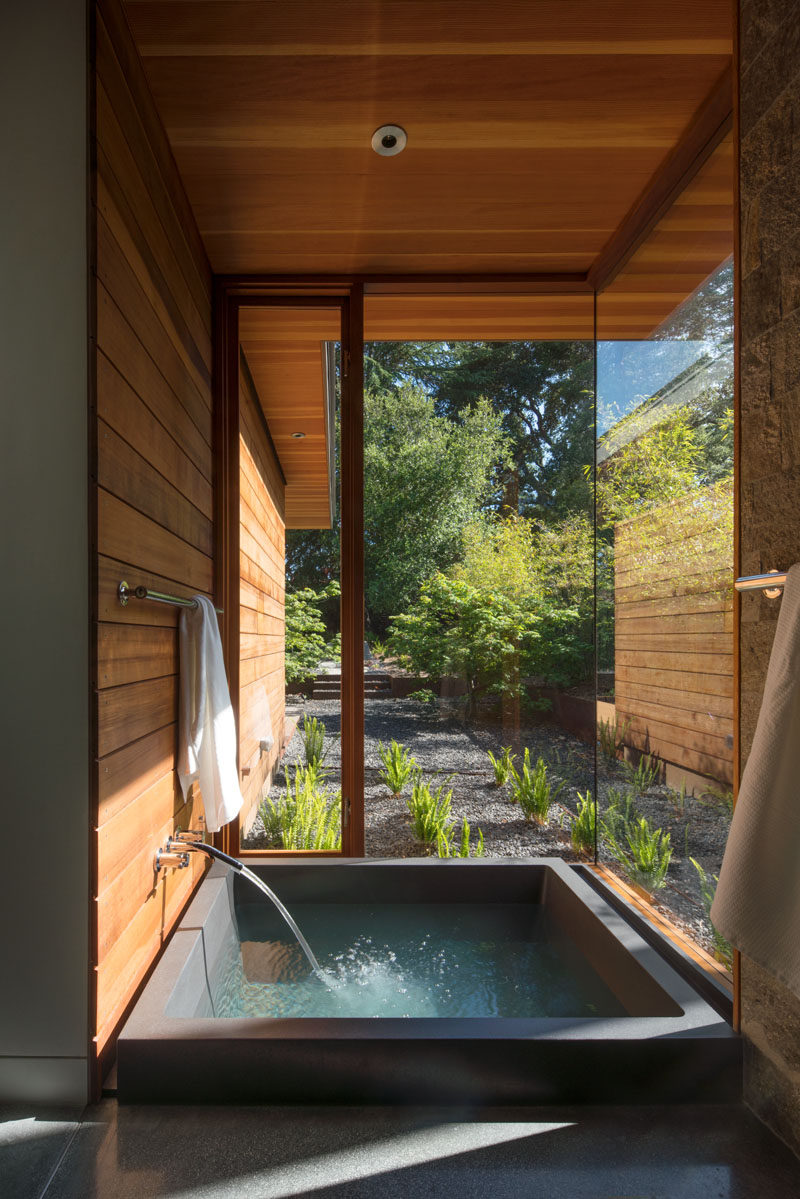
[596,260,734,963]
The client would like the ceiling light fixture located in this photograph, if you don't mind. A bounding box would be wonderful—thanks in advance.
[290,431,306,439]
[372,125,407,156]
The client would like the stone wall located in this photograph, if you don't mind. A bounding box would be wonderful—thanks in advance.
[739,0,800,1157]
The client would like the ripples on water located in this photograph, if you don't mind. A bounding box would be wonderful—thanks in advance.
[211,904,625,1020]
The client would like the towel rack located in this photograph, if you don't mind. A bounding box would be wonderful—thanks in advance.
[734,571,787,595]
[118,581,224,615]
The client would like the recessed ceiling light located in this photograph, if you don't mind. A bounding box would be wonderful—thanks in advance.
[372,125,407,156]
[291,431,306,439]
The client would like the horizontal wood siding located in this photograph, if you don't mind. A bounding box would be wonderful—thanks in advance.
[239,354,286,834]
[92,0,213,1064]
[614,481,734,785]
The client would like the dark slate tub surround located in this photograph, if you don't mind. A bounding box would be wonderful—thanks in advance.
[117,859,740,1104]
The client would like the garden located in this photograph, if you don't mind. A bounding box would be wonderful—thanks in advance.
[244,267,735,968]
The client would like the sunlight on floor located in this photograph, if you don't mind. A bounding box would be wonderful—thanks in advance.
[166,1120,575,1199]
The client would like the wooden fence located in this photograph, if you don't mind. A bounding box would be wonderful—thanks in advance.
[613,480,734,786]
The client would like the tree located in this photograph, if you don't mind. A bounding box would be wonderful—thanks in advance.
[364,384,506,631]
[388,573,543,718]
[453,514,593,688]
[594,404,703,528]
[367,339,595,519]
[285,582,340,683]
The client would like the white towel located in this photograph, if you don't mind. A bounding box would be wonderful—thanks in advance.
[177,595,243,833]
[712,562,800,996]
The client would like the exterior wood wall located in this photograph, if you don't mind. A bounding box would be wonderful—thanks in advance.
[92,0,213,1064]
[614,480,734,785]
[239,355,286,833]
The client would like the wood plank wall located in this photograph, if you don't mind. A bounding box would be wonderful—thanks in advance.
[614,481,734,785]
[92,0,214,1064]
[239,354,286,834]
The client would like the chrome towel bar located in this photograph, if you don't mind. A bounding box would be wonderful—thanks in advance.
[118,581,223,615]
[734,571,787,595]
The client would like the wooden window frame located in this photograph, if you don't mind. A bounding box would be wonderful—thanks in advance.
[213,282,364,858]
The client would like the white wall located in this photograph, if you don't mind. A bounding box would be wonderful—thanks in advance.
[0,1,89,1103]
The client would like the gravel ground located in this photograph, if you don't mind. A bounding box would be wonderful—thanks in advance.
[243,695,733,962]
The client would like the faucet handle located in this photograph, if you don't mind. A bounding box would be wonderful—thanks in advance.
[172,828,205,844]
[154,847,190,872]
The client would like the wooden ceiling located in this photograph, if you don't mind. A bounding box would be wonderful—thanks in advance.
[124,1,732,282]
[124,2,734,520]
[240,306,340,528]
[597,133,733,338]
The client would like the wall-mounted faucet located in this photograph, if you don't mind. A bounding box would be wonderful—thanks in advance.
[154,847,190,872]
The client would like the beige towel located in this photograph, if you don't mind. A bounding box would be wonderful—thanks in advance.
[712,563,800,996]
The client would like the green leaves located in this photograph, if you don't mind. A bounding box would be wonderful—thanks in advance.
[437,817,485,859]
[258,764,341,852]
[302,715,326,770]
[508,749,564,824]
[364,385,507,630]
[689,857,732,967]
[602,809,672,893]
[405,774,454,846]
[377,740,417,796]
[389,572,541,715]
[487,746,516,786]
[285,581,341,684]
[571,791,596,856]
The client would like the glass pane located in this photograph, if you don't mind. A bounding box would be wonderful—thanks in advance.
[360,295,597,863]
[596,238,734,963]
[237,305,344,853]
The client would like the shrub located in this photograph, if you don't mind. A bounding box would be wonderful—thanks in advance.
[406,774,453,847]
[377,740,417,796]
[301,714,326,770]
[258,765,341,851]
[597,716,630,767]
[408,688,437,704]
[437,817,485,859]
[604,815,672,893]
[509,749,564,824]
[689,857,733,968]
[388,573,551,719]
[487,746,516,787]
[571,791,596,857]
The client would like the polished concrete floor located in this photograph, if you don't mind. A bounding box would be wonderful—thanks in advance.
[4,1101,800,1198]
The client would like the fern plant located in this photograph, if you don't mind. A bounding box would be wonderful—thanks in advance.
[487,746,516,787]
[406,774,453,847]
[377,740,416,796]
[690,857,733,968]
[437,817,485,859]
[509,749,564,824]
[700,785,734,817]
[302,714,326,770]
[621,751,660,796]
[570,791,596,857]
[604,816,672,892]
[597,716,630,767]
[258,764,341,851]
[600,787,638,842]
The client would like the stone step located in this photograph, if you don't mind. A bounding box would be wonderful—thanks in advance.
[311,674,393,700]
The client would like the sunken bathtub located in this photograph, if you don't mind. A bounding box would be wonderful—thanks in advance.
[117,858,740,1104]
